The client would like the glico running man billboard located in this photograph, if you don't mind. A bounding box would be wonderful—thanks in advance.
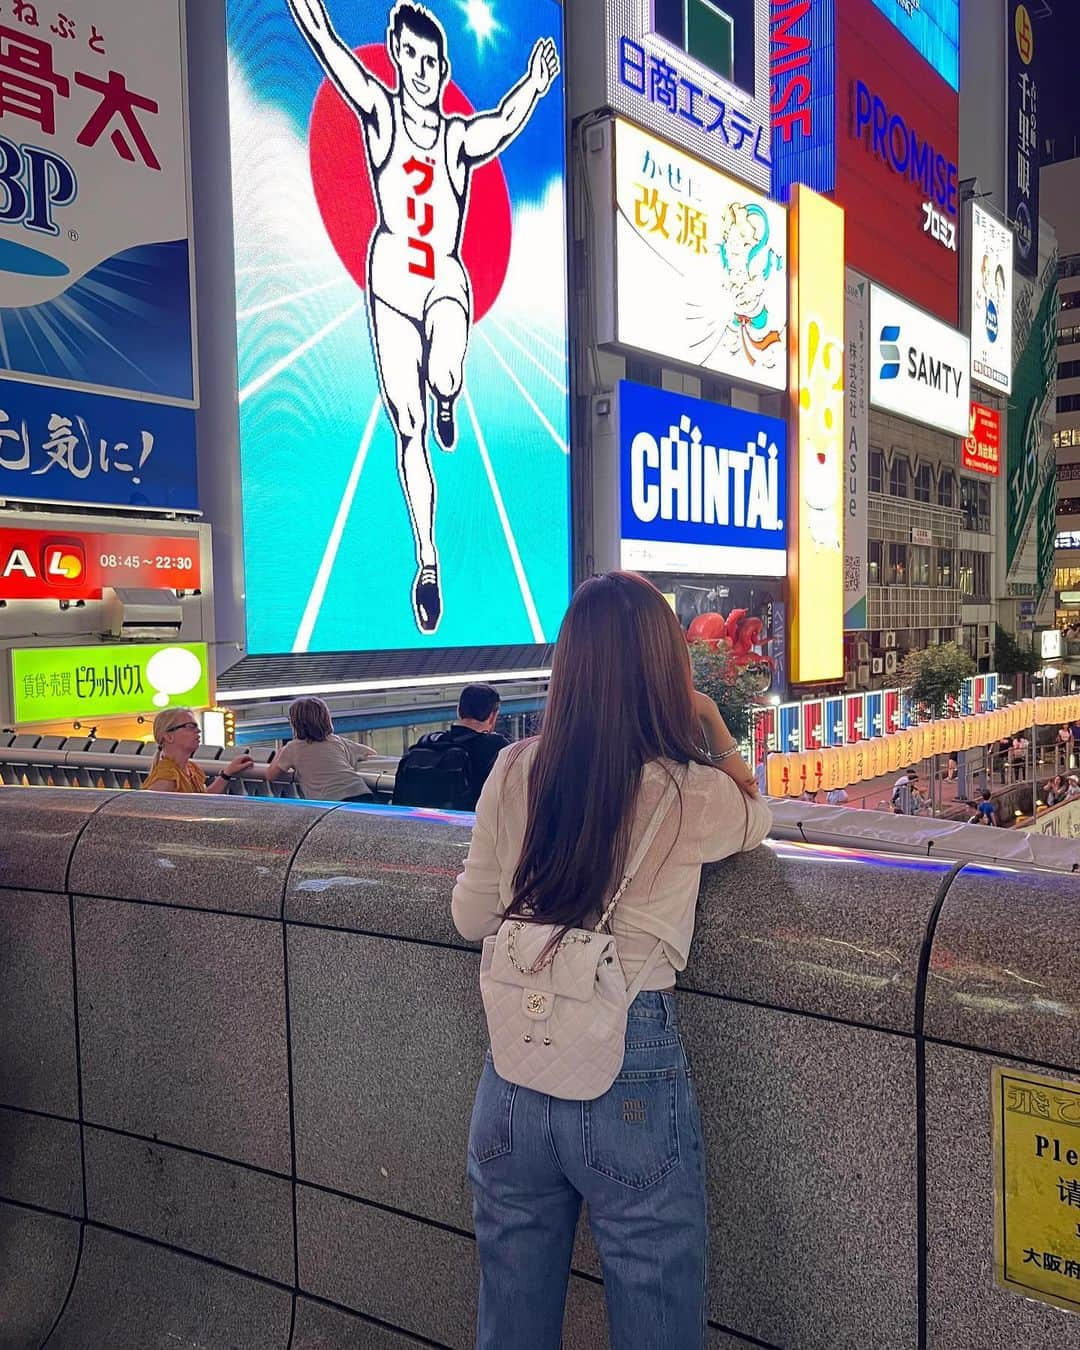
[227,0,570,654]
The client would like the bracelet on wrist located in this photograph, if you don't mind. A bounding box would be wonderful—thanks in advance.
[219,770,231,782]
[710,745,740,765]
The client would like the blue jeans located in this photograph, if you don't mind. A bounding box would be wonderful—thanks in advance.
[467,991,708,1350]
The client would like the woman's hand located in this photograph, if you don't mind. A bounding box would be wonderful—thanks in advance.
[225,753,254,778]
[692,691,759,799]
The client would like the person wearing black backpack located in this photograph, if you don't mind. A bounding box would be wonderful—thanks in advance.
[392,683,509,811]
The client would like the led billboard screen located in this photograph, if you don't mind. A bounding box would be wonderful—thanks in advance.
[227,0,571,655]
[869,0,958,90]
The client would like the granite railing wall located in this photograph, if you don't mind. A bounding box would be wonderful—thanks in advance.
[0,787,1076,1350]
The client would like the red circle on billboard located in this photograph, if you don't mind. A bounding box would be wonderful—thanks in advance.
[308,46,513,323]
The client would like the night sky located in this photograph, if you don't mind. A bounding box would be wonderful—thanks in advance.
[1039,5,1080,164]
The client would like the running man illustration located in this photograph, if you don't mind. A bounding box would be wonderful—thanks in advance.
[287,0,560,633]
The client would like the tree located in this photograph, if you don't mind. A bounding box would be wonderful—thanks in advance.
[900,642,976,719]
[688,639,765,742]
[993,623,1040,677]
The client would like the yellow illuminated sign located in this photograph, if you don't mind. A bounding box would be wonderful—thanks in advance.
[994,1067,1080,1316]
[788,186,845,684]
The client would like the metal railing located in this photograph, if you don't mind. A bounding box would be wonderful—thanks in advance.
[0,732,398,799]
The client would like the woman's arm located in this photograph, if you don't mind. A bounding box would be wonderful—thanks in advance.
[691,690,759,799]
[451,764,506,941]
[205,753,255,794]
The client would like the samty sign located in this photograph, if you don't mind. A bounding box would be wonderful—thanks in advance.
[870,284,970,437]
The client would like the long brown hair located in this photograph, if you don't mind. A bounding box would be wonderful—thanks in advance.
[508,571,716,929]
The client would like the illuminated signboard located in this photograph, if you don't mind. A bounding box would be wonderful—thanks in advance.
[770,0,837,203]
[1007,1,1040,279]
[1040,628,1062,660]
[789,185,844,684]
[836,0,959,324]
[0,0,198,511]
[869,0,958,90]
[963,403,1002,478]
[609,119,788,390]
[970,204,1014,395]
[852,80,957,252]
[604,0,773,191]
[869,285,969,437]
[227,0,571,656]
[11,642,210,723]
[1007,277,1058,571]
[844,268,868,630]
[0,527,201,601]
[0,377,198,512]
[617,380,788,576]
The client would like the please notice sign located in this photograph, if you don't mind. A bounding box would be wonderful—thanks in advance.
[994,1067,1080,1316]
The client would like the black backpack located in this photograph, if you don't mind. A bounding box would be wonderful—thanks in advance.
[392,730,475,810]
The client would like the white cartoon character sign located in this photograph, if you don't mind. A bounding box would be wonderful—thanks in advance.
[287,0,559,634]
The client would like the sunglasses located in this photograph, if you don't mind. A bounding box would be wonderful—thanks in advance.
[168,721,200,733]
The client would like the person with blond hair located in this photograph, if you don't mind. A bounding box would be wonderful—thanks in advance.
[142,708,253,793]
[258,696,377,802]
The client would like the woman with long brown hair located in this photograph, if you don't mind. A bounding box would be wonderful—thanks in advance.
[452,571,771,1349]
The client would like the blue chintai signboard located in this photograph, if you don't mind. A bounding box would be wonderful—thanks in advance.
[617,380,788,578]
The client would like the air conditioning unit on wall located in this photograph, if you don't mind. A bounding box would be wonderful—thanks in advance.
[872,657,884,675]
[857,641,871,662]
[883,631,897,648]
[885,650,899,675]
[844,670,857,691]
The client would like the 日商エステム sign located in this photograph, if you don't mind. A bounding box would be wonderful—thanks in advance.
[869,285,970,437]
[607,0,774,192]
[11,641,210,723]
[617,380,788,578]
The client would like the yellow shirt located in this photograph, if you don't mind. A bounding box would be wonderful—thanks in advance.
[143,756,208,793]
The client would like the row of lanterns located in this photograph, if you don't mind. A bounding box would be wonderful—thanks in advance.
[763,698,1080,799]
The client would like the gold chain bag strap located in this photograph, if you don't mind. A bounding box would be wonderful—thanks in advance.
[479,777,679,1102]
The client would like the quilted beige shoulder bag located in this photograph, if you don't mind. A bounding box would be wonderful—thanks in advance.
[478,778,679,1101]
